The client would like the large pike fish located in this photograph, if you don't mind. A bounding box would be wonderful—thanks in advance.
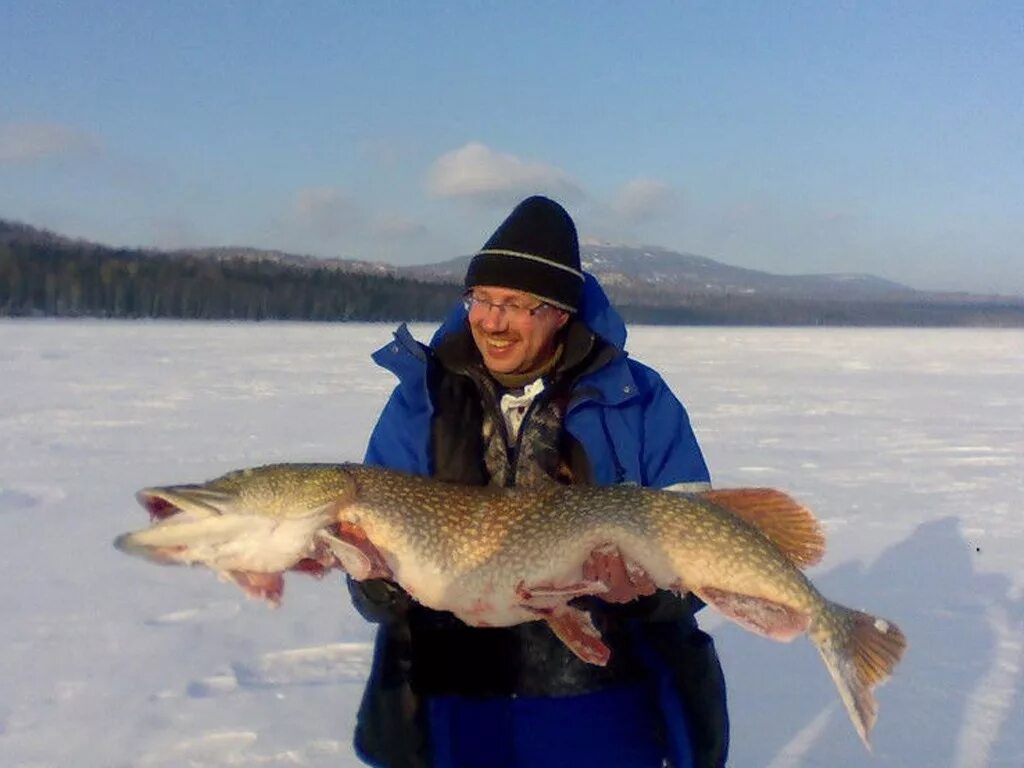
[115,462,906,748]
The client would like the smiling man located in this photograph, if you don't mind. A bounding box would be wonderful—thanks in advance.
[461,200,577,378]
[351,196,728,768]
[464,284,569,377]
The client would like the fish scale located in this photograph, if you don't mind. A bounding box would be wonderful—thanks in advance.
[115,462,906,749]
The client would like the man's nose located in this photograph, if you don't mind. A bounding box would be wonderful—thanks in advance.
[478,304,509,331]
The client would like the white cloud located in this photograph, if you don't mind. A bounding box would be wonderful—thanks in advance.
[611,178,676,223]
[427,143,582,205]
[371,213,428,241]
[0,121,97,164]
[287,187,434,261]
[293,186,361,239]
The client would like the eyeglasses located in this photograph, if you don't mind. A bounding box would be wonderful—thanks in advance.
[463,292,550,320]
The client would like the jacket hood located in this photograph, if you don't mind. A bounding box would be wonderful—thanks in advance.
[430,273,627,350]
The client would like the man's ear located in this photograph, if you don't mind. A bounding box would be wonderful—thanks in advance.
[555,310,571,330]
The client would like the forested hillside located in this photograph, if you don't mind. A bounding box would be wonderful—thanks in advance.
[2,220,1022,326]
[0,236,459,321]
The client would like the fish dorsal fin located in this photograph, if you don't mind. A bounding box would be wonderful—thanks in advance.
[700,488,826,568]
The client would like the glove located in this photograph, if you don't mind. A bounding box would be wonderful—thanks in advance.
[347,576,414,624]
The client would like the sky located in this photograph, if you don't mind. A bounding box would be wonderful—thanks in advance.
[1,2,1022,294]
[2,321,1021,766]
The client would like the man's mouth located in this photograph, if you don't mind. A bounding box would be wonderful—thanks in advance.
[483,337,517,350]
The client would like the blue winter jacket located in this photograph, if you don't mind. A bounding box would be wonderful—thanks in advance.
[365,274,710,489]
[351,275,727,768]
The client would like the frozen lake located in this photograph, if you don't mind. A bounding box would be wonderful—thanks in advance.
[1,319,1021,766]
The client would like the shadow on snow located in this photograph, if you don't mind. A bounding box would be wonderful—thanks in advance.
[714,516,1023,767]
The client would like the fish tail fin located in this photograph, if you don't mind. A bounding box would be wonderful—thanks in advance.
[813,602,907,749]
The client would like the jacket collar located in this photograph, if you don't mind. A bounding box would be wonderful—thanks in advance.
[375,273,639,404]
[371,322,429,382]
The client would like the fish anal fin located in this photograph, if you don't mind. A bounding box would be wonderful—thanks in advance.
[698,586,811,641]
[700,489,826,568]
[543,606,611,666]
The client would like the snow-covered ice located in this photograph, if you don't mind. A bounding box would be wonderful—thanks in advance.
[1,320,1021,767]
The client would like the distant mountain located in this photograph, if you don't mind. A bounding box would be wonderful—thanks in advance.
[399,241,1024,323]
[0,218,974,302]
[3,217,1022,326]
[400,243,917,303]
[580,244,915,301]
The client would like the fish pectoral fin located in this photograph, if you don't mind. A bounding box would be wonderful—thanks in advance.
[699,488,826,568]
[541,606,611,667]
[316,524,393,581]
[316,530,373,580]
[697,586,811,641]
[225,571,284,606]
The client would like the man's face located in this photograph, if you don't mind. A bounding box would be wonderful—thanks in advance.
[466,286,571,376]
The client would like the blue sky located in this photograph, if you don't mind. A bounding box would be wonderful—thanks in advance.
[2,2,1021,294]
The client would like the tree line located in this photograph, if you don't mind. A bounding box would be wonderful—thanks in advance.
[613,296,1024,327]
[0,239,460,321]
[2,228,1022,326]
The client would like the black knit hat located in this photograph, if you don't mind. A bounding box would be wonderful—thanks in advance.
[464,195,584,312]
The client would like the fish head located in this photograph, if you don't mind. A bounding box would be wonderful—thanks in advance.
[113,463,361,568]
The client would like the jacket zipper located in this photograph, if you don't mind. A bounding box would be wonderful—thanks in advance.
[506,389,550,486]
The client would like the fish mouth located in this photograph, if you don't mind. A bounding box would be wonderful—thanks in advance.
[114,488,231,562]
[135,486,229,522]
[136,490,183,521]
[118,488,199,551]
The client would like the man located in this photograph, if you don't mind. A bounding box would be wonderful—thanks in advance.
[350,196,729,768]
